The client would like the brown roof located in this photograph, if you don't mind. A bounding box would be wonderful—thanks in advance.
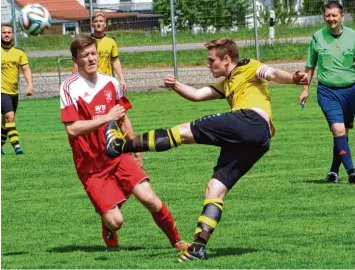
[15,0,136,20]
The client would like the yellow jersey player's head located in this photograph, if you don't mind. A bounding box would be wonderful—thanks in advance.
[1,24,14,47]
[204,38,239,78]
[92,12,107,34]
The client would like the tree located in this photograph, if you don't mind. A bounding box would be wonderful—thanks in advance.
[153,0,251,31]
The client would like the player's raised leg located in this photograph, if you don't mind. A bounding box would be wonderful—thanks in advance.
[105,120,194,158]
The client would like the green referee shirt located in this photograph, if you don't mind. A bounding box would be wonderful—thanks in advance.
[306,26,355,87]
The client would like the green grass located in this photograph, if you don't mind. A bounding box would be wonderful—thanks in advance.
[2,86,355,268]
[30,43,308,72]
[18,23,355,51]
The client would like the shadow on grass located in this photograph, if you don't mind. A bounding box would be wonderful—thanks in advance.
[301,179,348,184]
[47,245,145,253]
[2,251,29,256]
[208,247,258,258]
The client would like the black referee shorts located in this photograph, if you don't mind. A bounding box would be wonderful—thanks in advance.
[190,109,270,189]
[1,93,19,114]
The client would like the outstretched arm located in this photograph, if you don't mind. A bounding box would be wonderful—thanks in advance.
[265,68,309,85]
[164,74,221,101]
[65,104,125,137]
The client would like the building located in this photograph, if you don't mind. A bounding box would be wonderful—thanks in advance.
[1,0,162,35]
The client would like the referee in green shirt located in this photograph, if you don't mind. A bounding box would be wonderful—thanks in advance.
[299,1,355,184]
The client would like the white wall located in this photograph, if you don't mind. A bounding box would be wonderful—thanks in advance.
[1,0,20,24]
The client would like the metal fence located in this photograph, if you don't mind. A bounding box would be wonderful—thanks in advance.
[1,0,354,98]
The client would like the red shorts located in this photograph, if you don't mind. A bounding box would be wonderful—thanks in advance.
[78,153,149,214]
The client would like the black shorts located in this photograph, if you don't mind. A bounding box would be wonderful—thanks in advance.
[190,109,270,189]
[1,93,19,114]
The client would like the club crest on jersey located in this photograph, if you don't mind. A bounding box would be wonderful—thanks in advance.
[104,89,112,103]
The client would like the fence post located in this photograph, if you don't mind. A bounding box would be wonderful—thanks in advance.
[269,9,275,44]
[170,0,178,79]
[252,0,260,61]
[89,0,94,34]
[10,0,18,47]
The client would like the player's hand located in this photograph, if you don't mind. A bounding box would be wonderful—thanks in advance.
[106,104,126,121]
[120,80,127,93]
[134,152,143,168]
[164,74,177,88]
[292,70,309,85]
[299,87,309,105]
[25,84,34,96]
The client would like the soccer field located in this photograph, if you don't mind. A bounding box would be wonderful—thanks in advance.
[1,85,355,269]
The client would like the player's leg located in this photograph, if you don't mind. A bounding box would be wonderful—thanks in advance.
[179,117,270,262]
[105,110,270,158]
[114,153,188,250]
[105,120,193,157]
[318,85,354,183]
[1,117,7,155]
[1,94,23,154]
[1,94,10,154]
[132,180,189,250]
[79,170,127,248]
[101,206,123,248]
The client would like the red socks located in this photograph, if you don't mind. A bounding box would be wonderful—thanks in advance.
[151,203,180,246]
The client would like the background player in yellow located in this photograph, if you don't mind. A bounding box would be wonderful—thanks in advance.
[72,12,127,92]
[105,38,308,261]
[1,24,33,155]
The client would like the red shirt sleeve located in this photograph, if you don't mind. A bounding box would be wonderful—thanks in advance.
[117,96,132,111]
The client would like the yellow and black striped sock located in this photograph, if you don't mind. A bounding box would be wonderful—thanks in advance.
[5,122,20,148]
[1,124,7,147]
[122,126,181,153]
[192,199,224,247]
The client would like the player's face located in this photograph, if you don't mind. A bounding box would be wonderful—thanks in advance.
[75,44,98,75]
[93,15,106,33]
[324,7,344,31]
[207,49,229,78]
[1,26,14,45]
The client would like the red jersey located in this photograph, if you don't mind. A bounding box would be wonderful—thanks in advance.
[60,72,132,174]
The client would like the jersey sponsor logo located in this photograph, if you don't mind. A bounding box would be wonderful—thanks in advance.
[104,89,112,103]
[95,104,107,114]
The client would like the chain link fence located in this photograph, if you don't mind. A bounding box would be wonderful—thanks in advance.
[1,0,354,98]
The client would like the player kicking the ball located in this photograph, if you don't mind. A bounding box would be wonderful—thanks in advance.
[105,38,308,261]
[60,34,189,251]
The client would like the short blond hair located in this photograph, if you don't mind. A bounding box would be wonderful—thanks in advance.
[92,12,106,22]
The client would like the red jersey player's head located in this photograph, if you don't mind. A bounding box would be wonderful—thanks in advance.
[70,35,98,77]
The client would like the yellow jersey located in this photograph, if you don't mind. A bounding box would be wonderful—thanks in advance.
[1,45,29,95]
[93,35,119,76]
[211,59,275,136]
